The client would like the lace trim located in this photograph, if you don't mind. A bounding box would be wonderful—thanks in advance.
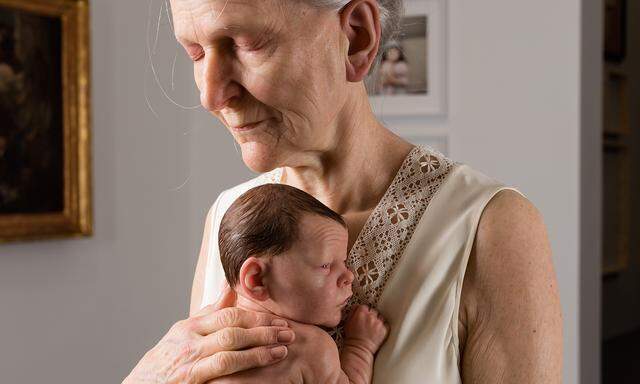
[264,146,455,346]
[332,146,454,346]
[347,146,453,305]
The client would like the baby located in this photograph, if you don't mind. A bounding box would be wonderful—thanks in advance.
[216,183,389,384]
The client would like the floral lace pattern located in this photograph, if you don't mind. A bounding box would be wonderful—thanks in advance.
[332,146,454,346]
[347,147,453,304]
[265,146,455,347]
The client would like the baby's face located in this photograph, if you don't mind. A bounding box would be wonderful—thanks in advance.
[266,214,354,327]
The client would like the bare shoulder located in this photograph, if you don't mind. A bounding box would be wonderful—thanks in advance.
[213,322,317,384]
[293,324,343,383]
[469,190,557,297]
[294,323,341,364]
[458,189,563,383]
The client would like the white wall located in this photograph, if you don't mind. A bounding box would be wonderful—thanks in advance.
[445,2,583,380]
[0,0,198,382]
[0,0,599,383]
[378,1,600,382]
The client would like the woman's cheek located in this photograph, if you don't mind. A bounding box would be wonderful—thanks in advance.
[244,65,285,102]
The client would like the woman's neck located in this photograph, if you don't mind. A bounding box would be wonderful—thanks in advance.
[282,88,414,215]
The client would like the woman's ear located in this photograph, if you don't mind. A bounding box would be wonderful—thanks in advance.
[238,257,270,302]
[340,0,381,82]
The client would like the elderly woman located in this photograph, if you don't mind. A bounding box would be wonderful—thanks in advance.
[124,0,563,383]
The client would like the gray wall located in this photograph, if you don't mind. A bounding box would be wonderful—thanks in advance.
[379,1,597,383]
[0,0,598,383]
[0,0,206,382]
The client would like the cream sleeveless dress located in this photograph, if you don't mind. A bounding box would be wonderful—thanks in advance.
[200,146,523,383]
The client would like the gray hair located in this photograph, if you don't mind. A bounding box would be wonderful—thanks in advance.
[307,0,404,73]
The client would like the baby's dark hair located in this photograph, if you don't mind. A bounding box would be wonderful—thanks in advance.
[218,184,346,287]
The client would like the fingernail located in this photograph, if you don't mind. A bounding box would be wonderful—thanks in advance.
[271,319,288,327]
[277,330,294,343]
[270,346,287,360]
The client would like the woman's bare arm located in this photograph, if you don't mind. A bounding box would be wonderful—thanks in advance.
[458,190,563,383]
[190,203,215,316]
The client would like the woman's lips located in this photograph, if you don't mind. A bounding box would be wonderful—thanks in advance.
[232,120,265,132]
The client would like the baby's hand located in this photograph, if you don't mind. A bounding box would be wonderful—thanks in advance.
[343,305,389,354]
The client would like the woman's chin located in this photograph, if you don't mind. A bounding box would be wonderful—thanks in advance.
[240,142,283,173]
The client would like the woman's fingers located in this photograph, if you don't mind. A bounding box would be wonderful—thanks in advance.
[190,307,288,336]
[191,345,288,382]
[197,326,295,356]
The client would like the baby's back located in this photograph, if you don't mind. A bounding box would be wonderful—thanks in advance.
[212,321,341,384]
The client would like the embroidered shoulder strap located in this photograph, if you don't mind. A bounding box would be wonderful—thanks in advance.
[348,146,455,306]
[333,146,455,346]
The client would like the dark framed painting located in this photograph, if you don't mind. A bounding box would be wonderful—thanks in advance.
[0,0,91,243]
[604,0,626,63]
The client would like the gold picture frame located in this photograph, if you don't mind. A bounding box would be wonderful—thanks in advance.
[0,0,91,243]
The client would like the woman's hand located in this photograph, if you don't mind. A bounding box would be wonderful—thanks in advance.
[123,285,295,384]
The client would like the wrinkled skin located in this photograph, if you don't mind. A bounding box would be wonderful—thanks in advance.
[171,0,356,174]
[234,215,355,328]
[125,0,563,382]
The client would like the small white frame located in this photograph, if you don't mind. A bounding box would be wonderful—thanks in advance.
[369,0,448,116]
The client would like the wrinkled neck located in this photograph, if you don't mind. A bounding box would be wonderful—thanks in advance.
[279,85,411,214]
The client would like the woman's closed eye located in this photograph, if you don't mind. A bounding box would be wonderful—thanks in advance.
[182,37,261,62]
[234,40,260,52]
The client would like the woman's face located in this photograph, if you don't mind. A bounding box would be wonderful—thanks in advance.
[170,0,350,172]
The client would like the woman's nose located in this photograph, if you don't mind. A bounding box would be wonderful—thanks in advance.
[199,48,242,111]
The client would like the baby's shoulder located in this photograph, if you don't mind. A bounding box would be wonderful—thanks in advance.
[290,322,336,349]
[289,323,342,383]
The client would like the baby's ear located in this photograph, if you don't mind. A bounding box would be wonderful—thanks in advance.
[238,256,270,301]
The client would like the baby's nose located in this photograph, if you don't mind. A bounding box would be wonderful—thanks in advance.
[341,268,355,287]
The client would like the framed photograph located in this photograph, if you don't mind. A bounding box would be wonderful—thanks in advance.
[367,0,448,116]
[604,0,626,63]
[0,0,91,243]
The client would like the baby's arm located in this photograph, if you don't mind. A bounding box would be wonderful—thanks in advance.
[339,305,389,384]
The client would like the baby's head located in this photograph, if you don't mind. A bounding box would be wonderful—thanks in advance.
[219,184,354,328]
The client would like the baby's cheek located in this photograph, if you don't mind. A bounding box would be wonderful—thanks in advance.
[299,278,331,305]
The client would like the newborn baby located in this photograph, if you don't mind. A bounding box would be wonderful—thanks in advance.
[216,183,389,384]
